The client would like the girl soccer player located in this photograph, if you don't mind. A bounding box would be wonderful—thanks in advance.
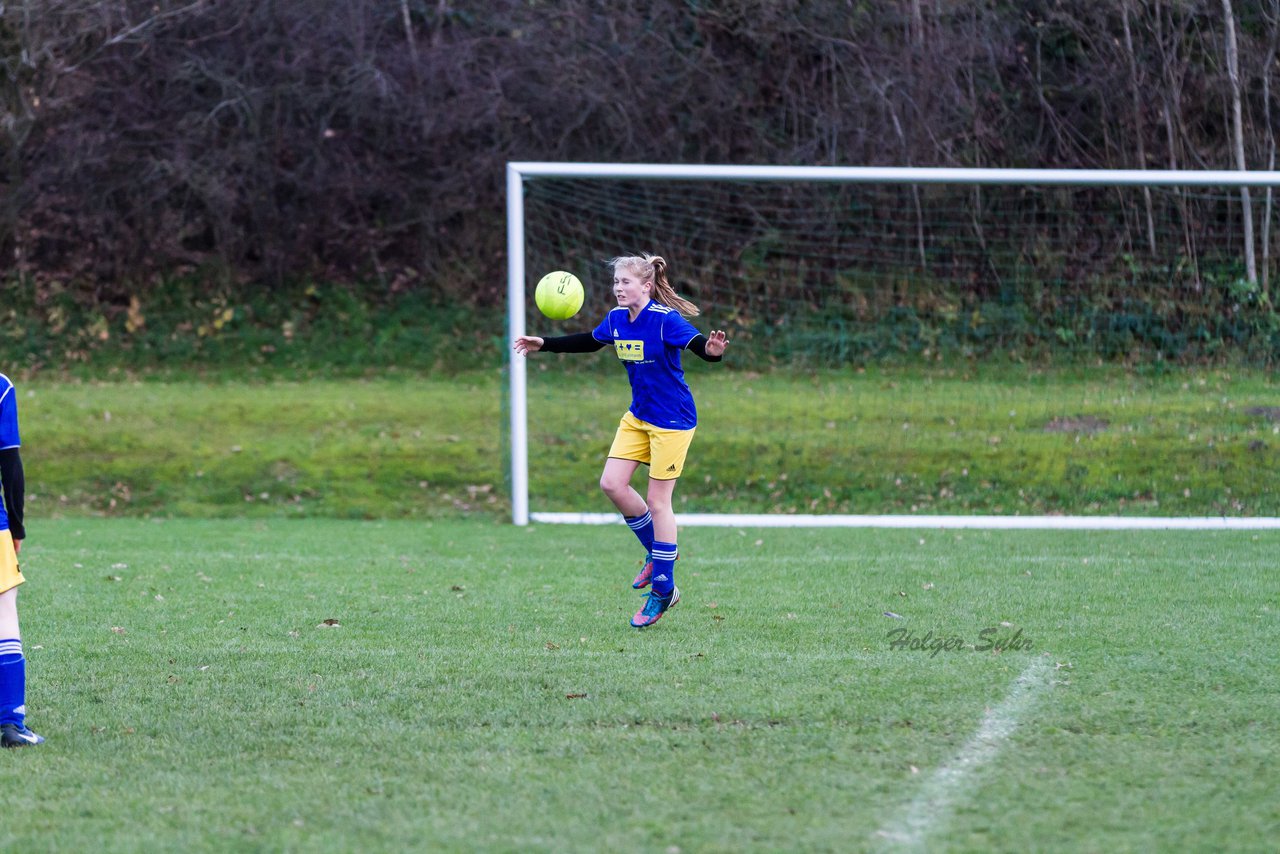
[513,254,728,628]
[0,373,41,746]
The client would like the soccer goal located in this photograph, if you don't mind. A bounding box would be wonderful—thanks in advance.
[507,162,1280,529]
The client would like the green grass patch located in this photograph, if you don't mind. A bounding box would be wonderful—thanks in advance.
[528,361,1280,516]
[18,363,1280,519]
[7,518,1278,851]
[22,374,504,519]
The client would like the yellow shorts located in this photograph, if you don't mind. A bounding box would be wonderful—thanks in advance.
[0,530,23,595]
[608,412,696,480]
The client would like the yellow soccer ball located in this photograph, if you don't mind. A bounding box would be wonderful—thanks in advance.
[535,271,584,320]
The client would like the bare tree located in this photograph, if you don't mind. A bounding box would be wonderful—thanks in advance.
[1121,0,1156,254]
[1261,0,1280,298]
[1222,0,1257,284]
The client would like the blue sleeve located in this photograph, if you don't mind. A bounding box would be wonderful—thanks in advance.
[0,381,19,449]
[591,312,615,343]
[662,313,700,349]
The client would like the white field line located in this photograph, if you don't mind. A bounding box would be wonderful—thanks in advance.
[531,512,1280,529]
[874,657,1052,851]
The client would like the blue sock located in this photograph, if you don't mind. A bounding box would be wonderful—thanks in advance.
[625,510,655,554]
[650,541,677,597]
[0,639,25,727]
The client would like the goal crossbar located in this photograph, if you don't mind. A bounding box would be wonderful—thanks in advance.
[509,162,1280,187]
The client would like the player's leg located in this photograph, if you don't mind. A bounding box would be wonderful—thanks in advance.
[631,427,694,628]
[645,474,678,590]
[0,533,40,747]
[602,414,657,586]
[601,457,658,587]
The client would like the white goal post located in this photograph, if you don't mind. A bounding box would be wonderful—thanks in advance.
[506,162,1280,529]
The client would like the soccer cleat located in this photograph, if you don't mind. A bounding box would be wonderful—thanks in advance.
[632,553,653,589]
[631,586,680,628]
[0,723,44,747]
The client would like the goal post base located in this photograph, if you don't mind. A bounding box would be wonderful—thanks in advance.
[529,512,1280,530]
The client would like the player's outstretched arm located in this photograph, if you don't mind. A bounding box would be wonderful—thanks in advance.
[513,336,545,357]
[518,333,608,356]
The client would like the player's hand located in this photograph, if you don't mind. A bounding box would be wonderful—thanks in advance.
[705,330,729,357]
[513,336,545,357]
[12,539,20,556]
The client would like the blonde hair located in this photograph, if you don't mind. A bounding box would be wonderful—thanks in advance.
[609,254,700,317]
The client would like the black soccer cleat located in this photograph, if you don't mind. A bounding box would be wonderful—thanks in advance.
[1,723,44,747]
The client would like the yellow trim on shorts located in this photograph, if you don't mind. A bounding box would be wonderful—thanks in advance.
[607,411,696,480]
[0,530,23,595]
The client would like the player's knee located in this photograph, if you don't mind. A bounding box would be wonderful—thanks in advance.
[0,588,18,635]
[599,474,624,497]
[647,494,672,515]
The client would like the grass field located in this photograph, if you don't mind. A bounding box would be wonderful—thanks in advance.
[6,517,1277,851]
[19,364,1280,521]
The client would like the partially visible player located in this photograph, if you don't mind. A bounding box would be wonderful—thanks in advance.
[514,254,729,628]
[0,373,41,747]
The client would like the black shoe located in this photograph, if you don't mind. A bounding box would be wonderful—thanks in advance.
[0,723,44,747]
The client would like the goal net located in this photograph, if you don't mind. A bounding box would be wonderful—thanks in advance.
[507,164,1280,527]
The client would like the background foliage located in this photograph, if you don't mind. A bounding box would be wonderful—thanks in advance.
[5,1,1280,367]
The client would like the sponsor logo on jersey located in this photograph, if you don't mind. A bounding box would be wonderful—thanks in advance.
[615,340,644,362]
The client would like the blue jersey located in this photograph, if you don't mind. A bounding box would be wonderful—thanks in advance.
[0,374,19,533]
[592,301,702,430]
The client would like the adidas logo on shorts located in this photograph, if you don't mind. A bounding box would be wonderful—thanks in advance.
[667,464,677,472]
